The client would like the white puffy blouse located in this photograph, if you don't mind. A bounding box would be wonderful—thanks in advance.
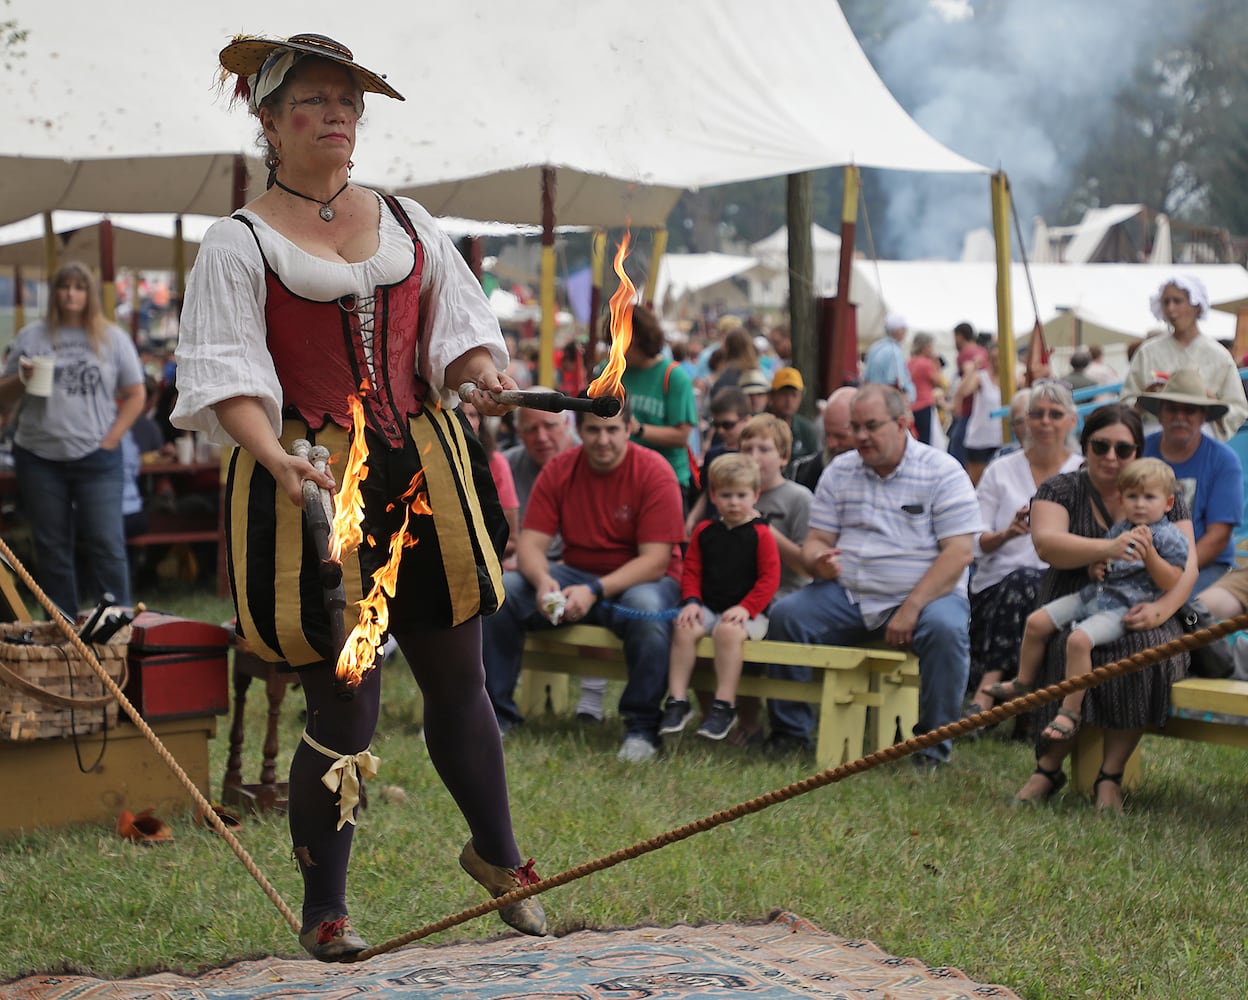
[171,192,507,445]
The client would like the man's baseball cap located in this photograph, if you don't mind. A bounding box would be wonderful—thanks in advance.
[771,367,804,392]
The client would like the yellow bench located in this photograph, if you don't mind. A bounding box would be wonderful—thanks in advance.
[1072,677,1248,793]
[519,624,919,769]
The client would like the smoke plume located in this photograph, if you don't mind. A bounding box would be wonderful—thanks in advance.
[859,0,1200,259]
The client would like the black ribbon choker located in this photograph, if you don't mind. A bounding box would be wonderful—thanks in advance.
[274,178,349,221]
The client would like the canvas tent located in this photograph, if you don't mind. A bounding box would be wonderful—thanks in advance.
[652,253,759,318]
[860,261,1248,360]
[3,0,986,229]
[0,212,219,271]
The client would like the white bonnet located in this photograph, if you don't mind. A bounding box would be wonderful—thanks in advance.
[1150,273,1210,322]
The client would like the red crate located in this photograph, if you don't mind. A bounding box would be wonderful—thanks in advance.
[124,612,231,721]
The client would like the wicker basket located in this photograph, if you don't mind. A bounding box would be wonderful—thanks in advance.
[0,621,131,741]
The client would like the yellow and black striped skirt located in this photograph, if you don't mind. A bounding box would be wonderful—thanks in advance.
[224,405,505,667]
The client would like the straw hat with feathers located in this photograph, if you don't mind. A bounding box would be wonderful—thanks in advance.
[219,32,404,107]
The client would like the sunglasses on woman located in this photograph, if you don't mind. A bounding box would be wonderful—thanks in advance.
[1088,438,1137,460]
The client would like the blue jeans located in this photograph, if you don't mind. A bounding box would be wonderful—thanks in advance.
[482,565,679,742]
[14,445,130,614]
[947,416,968,467]
[765,581,970,763]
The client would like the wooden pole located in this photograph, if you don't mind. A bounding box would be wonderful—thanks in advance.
[1234,308,1248,367]
[99,218,117,323]
[538,166,557,388]
[787,172,815,418]
[643,228,667,309]
[990,171,1016,414]
[12,266,24,331]
[232,154,249,211]
[173,216,186,320]
[42,212,56,281]
[588,229,606,369]
[829,165,860,394]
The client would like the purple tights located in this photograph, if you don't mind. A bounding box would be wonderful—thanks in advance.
[290,617,519,931]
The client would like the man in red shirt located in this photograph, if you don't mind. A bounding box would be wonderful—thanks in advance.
[482,401,686,762]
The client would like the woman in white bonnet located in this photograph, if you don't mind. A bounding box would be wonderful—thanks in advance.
[1120,273,1248,440]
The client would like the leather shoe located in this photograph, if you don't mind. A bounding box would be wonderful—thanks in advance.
[459,840,549,936]
[299,914,368,963]
[116,809,174,845]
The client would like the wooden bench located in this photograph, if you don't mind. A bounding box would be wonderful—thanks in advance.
[1072,677,1248,793]
[519,624,919,769]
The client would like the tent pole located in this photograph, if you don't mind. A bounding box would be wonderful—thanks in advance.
[828,165,860,396]
[787,172,815,417]
[1234,309,1248,367]
[588,229,606,370]
[173,216,186,320]
[990,171,1016,412]
[232,154,249,211]
[643,227,667,309]
[42,212,56,280]
[538,166,556,387]
[13,266,23,331]
[99,218,117,324]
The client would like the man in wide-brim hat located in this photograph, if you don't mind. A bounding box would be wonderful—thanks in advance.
[1138,368,1243,594]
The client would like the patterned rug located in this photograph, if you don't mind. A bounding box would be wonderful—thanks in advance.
[6,911,1022,1000]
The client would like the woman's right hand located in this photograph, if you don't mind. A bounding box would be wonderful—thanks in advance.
[271,453,335,508]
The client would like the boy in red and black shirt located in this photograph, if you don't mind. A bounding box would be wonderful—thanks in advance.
[660,453,780,740]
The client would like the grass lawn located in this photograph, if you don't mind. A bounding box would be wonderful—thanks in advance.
[1,582,1246,998]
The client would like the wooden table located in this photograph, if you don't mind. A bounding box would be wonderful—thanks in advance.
[0,458,229,598]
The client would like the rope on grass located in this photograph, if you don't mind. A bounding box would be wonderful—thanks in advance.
[351,612,1248,961]
[0,537,301,935]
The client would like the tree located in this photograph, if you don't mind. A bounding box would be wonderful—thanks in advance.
[0,1,25,70]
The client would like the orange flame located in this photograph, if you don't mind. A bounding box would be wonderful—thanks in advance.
[329,396,369,563]
[335,469,431,687]
[586,230,634,401]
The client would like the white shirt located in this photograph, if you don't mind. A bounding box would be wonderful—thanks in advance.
[970,448,1084,594]
[1121,331,1248,440]
[171,193,507,444]
[812,437,982,628]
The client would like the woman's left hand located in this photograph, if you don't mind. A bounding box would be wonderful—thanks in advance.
[1123,601,1167,632]
[448,348,518,417]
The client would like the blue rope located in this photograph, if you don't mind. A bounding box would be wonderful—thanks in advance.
[598,599,681,622]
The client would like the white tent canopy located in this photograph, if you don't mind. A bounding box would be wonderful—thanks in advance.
[0,212,221,271]
[859,262,1248,359]
[2,0,987,228]
[1058,204,1145,264]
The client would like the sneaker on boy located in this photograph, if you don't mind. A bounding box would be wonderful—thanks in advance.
[697,700,738,741]
[658,697,693,735]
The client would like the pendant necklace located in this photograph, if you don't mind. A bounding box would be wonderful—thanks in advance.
[274,178,349,221]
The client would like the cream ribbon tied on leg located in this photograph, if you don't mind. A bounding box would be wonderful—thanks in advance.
[302,731,381,830]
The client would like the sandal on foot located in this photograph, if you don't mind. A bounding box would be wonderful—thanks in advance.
[299,914,368,963]
[1093,769,1125,813]
[1011,763,1067,806]
[986,679,1032,700]
[460,841,549,936]
[1040,707,1081,745]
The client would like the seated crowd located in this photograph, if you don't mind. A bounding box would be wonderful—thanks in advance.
[475,275,1248,812]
